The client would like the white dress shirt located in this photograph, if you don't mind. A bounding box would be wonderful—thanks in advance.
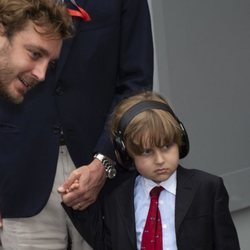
[134,172,178,250]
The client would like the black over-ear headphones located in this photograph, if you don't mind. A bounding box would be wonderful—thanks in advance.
[113,100,189,168]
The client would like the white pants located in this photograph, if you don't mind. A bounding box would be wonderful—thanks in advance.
[0,146,92,250]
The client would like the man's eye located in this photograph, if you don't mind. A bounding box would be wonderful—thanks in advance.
[49,60,56,69]
[29,50,42,60]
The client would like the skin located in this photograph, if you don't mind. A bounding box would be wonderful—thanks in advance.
[133,143,180,184]
[58,159,106,210]
[0,21,62,104]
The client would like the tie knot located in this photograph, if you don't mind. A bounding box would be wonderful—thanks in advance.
[150,186,163,198]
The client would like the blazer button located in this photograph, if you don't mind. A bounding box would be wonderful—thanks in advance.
[55,86,64,96]
[53,126,61,134]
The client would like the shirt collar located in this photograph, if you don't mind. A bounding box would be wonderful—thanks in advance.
[141,171,177,197]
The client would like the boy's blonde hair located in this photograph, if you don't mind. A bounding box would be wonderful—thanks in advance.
[0,0,74,39]
[111,91,183,158]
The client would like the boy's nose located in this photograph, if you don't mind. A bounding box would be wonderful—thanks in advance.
[154,150,165,164]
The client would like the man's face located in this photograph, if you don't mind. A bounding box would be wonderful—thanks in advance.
[0,21,62,103]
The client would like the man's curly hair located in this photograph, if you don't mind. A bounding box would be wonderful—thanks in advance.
[0,0,74,39]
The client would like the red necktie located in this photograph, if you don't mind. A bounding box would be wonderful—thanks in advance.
[141,186,164,250]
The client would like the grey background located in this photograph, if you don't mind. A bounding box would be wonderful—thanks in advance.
[148,0,250,249]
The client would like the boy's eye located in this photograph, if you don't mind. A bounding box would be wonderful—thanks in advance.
[161,143,174,150]
[141,148,152,155]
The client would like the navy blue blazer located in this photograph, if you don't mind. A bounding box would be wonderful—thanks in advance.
[64,166,240,250]
[0,0,153,218]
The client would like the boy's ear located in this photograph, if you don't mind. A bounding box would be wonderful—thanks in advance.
[0,23,6,35]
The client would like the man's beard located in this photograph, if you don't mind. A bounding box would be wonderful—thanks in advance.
[0,61,22,103]
[0,64,22,104]
[0,42,38,104]
[0,57,37,104]
[0,43,22,103]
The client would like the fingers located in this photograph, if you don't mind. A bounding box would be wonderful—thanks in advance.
[0,212,2,228]
[59,160,106,210]
[57,169,81,193]
[72,200,93,211]
[62,185,97,208]
[72,202,83,210]
[68,179,79,192]
[61,168,91,205]
[67,190,96,210]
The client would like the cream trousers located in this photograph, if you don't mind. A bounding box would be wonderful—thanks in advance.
[0,146,92,250]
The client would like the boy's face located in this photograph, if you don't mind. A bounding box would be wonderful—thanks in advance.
[133,143,179,184]
[0,21,62,103]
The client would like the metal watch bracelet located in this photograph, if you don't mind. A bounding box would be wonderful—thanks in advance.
[94,153,116,179]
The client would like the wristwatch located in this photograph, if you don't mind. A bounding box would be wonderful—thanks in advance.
[94,153,117,179]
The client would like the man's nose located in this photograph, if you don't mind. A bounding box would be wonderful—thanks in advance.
[31,61,48,82]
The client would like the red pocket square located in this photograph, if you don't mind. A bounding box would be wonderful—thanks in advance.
[67,0,91,21]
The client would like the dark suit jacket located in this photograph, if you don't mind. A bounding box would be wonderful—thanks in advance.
[64,166,240,250]
[0,0,153,218]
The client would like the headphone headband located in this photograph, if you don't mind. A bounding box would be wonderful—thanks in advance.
[116,100,179,137]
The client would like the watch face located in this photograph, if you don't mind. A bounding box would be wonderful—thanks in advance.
[107,168,117,179]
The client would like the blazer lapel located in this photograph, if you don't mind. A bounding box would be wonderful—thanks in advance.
[116,174,138,248]
[175,166,197,233]
[55,38,74,81]
[55,0,82,81]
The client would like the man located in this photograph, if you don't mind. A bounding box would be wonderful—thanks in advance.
[0,0,73,104]
[0,0,153,249]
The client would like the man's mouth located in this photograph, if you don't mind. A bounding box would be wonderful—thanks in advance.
[18,77,36,88]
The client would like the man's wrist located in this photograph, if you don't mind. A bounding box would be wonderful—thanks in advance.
[93,153,116,179]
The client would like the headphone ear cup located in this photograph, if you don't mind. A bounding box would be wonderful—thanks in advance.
[113,136,133,169]
[179,123,190,159]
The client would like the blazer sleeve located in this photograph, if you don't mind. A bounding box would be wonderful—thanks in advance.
[62,202,107,250]
[94,0,154,159]
[62,199,116,250]
[213,178,240,249]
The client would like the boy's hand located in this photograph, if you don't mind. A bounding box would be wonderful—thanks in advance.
[68,179,80,192]
[58,159,106,210]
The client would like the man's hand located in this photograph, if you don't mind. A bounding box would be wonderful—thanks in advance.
[0,212,2,228]
[58,159,106,210]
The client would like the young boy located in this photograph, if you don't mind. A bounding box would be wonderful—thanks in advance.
[64,91,240,250]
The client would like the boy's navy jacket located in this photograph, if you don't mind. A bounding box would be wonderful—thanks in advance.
[0,0,153,217]
[63,166,240,250]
